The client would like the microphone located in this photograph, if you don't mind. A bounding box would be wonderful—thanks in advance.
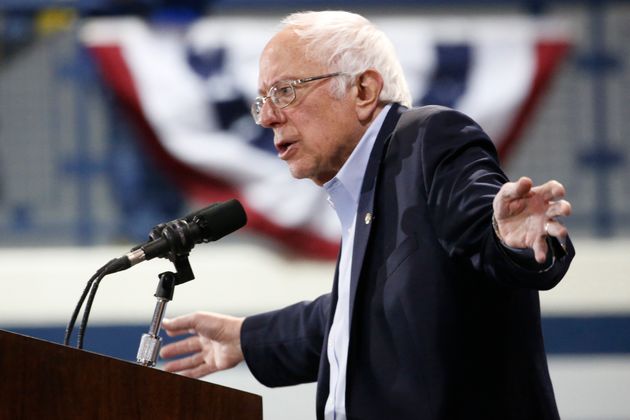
[107,199,247,274]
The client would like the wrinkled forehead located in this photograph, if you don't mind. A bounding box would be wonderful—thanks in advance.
[257,29,327,92]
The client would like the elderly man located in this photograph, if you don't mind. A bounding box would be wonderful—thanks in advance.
[160,11,574,420]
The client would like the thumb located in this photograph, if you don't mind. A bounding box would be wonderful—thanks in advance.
[502,177,533,200]
[494,177,533,219]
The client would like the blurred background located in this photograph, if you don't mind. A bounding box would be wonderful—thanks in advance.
[1,1,629,419]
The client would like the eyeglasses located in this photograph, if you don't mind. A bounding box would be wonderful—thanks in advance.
[251,72,345,125]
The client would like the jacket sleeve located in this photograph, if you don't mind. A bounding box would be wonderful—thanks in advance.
[418,106,575,290]
[240,292,331,387]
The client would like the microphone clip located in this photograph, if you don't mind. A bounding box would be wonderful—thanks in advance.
[166,254,195,287]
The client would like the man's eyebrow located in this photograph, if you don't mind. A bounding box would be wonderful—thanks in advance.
[257,82,272,96]
[257,76,294,96]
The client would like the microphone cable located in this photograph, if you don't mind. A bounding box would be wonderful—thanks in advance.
[63,258,117,349]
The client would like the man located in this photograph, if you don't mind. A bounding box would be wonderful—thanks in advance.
[160,11,575,420]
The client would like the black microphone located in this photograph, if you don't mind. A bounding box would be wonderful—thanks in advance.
[107,199,247,274]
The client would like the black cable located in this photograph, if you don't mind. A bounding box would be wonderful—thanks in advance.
[63,262,107,346]
[63,258,116,347]
[76,263,110,350]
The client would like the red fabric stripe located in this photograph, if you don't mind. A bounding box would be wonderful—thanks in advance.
[497,40,571,162]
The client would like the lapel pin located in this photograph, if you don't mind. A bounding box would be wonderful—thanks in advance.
[364,212,373,225]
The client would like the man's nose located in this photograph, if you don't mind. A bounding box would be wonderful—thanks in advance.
[259,100,284,127]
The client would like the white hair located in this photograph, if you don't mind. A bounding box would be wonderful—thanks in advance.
[280,11,412,107]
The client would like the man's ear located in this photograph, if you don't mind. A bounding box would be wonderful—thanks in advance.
[354,69,384,122]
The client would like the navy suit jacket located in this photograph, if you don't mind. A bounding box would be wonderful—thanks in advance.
[241,104,575,420]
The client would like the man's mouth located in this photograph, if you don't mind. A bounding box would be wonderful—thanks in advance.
[275,139,297,159]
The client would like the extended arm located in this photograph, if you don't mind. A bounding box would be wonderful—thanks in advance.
[420,107,574,288]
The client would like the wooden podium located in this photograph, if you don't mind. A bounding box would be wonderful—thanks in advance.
[0,329,262,419]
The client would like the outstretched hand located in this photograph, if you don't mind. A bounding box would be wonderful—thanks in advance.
[493,176,571,263]
[159,311,245,378]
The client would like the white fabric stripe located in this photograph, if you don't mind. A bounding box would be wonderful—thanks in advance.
[455,28,536,144]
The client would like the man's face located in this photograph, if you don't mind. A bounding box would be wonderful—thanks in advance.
[257,30,366,186]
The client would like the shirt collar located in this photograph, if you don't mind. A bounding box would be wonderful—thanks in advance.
[324,103,392,206]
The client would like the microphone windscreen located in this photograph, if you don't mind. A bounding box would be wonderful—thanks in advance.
[194,199,247,242]
[184,202,218,222]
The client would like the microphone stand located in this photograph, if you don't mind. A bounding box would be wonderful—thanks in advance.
[136,254,195,367]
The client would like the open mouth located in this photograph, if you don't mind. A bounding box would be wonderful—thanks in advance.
[275,139,297,159]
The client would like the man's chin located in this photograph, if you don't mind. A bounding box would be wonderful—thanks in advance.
[286,162,309,180]
[287,165,324,185]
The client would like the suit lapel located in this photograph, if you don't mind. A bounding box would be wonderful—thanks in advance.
[348,104,405,323]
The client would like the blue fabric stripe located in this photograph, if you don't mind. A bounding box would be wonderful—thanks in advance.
[542,316,630,354]
[417,44,471,108]
[5,316,630,362]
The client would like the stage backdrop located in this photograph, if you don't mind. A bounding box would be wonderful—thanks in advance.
[80,15,570,258]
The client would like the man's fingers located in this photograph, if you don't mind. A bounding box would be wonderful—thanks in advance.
[160,335,202,359]
[534,179,565,202]
[533,235,549,264]
[162,352,217,379]
[163,327,191,338]
[494,178,571,261]
[181,363,215,379]
[162,353,199,373]
[162,314,198,336]
[162,352,210,376]
[546,200,572,219]
[164,311,232,339]
[545,220,568,243]
[500,178,566,203]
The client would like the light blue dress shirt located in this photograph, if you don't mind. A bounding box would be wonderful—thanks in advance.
[322,104,392,420]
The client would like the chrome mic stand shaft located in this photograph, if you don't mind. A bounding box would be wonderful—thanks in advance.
[136,254,195,367]
[136,272,176,367]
